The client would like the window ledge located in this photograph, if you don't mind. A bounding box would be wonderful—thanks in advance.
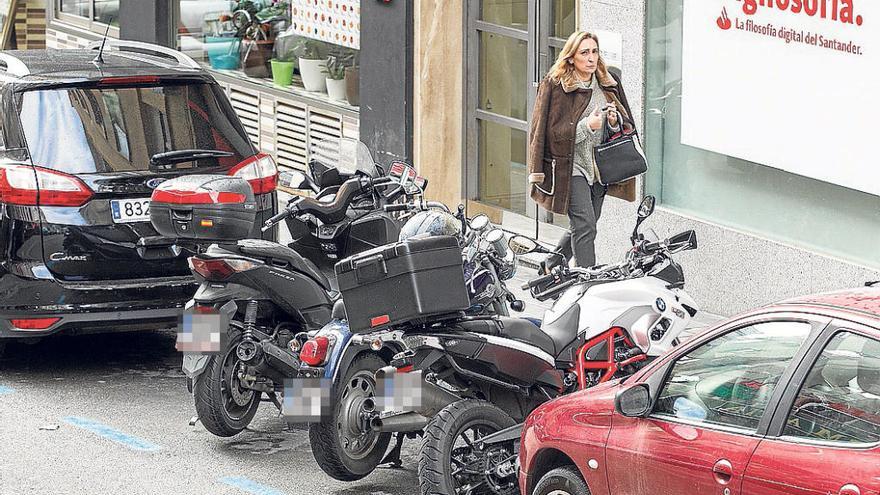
[207,67,359,119]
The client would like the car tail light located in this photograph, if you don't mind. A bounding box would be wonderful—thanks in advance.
[0,164,93,207]
[10,317,61,330]
[151,189,247,205]
[300,336,331,366]
[98,76,160,86]
[187,258,259,280]
[229,153,278,195]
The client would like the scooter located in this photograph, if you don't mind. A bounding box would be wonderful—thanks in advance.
[167,139,427,437]
[352,196,699,495]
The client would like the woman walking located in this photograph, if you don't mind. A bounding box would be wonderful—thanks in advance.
[528,31,637,268]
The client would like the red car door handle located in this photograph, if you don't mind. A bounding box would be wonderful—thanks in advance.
[839,484,860,495]
[713,459,734,485]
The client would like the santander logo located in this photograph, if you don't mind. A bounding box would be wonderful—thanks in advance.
[717,7,733,29]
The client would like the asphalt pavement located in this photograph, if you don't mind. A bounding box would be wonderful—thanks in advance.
[0,266,720,495]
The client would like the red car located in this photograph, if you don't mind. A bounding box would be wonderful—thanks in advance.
[519,287,880,495]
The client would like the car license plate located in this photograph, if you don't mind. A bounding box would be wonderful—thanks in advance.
[110,198,151,223]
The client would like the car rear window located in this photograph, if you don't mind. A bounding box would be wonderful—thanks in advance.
[17,82,254,174]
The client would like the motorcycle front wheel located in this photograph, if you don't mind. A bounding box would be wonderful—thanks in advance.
[193,324,261,437]
[419,399,517,495]
[309,352,391,481]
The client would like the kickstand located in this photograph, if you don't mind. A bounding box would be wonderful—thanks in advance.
[380,433,405,468]
[266,391,282,411]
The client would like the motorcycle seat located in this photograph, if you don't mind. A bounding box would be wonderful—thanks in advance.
[540,303,580,360]
[235,239,331,291]
[458,317,557,357]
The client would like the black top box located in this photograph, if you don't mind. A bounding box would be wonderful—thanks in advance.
[335,235,470,333]
[150,175,257,242]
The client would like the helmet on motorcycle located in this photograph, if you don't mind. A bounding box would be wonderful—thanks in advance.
[398,210,462,241]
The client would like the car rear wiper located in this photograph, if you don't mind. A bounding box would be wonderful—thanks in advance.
[150,149,234,167]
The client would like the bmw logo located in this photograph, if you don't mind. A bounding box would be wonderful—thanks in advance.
[655,298,667,312]
[146,178,168,189]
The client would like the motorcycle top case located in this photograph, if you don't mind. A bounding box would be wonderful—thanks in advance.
[335,235,470,333]
[149,175,257,241]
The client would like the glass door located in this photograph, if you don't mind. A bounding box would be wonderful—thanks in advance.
[465,0,576,221]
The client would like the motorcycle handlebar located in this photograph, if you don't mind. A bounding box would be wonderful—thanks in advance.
[533,278,577,301]
[382,201,451,214]
[383,203,410,212]
[425,201,450,212]
[643,240,663,253]
[261,209,290,232]
[523,272,556,290]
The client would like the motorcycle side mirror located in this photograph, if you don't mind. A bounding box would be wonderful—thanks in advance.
[638,196,656,219]
[615,384,652,418]
[470,214,491,232]
[508,235,539,255]
[668,230,698,251]
[632,195,657,244]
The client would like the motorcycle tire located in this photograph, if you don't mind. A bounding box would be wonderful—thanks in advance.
[309,352,391,481]
[419,399,517,495]
[193,325,261,437]
[532,465,591,495]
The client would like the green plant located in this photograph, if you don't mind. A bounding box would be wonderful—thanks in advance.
[292,38,328,60]
[273,47,296,63]
[323,56,347,80]
[257,1,290,22]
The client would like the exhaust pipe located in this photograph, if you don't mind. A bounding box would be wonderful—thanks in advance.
[371,412,430,432]
[374,366,460,418]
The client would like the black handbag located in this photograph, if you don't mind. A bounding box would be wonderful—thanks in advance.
[592,116,648,185]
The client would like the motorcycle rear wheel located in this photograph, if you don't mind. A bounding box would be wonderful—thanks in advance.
[419,399,517,495]
[193,325,261,437]
[309,352,391,481]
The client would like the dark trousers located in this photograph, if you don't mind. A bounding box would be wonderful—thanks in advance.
[556,176,606,268]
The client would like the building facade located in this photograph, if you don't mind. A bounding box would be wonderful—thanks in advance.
[414,0,879,316]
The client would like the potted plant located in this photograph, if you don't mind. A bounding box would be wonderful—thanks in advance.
[324,56,348,101]
[293,38,329,92]
[270,45,295,87]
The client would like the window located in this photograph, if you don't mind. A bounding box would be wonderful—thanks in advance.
[56,0,119,30]
[644,2,880,269]
[466,0,576,219]
[654,321,812,432]
[18,83,252,174]
[783,331,880,444]
[175,1,359,90]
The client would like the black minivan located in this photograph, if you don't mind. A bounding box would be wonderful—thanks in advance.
[0,41,276,354]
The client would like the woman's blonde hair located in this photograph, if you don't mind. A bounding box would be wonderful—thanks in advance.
[548,31,626,120]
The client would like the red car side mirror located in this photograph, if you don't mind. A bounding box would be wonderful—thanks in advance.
[615,384,652,418]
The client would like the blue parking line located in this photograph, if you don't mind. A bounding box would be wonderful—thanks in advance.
[62,416,161,452]
[0,385,14,395]
[219,476,287,495]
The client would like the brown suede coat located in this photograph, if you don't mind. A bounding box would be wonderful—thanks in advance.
[527,71,638,215]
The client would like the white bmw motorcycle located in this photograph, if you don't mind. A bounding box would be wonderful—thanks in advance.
[369,195,702,495]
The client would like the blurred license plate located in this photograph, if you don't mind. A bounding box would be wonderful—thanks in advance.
[111,198,150,223]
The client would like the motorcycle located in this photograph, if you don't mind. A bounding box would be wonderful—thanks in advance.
[166,138,427,437]
[352,196,699,495]
[293,208,526,481]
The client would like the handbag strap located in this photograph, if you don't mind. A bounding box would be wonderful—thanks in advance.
[602,111,632,142]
